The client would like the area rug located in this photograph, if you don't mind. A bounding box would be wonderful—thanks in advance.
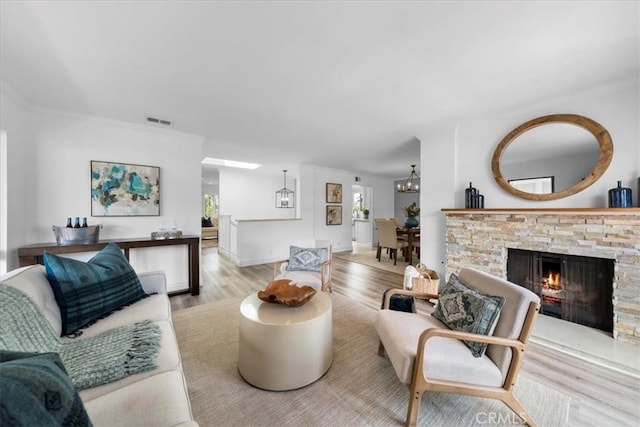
[335,248,417,276]
[173,294,570,426]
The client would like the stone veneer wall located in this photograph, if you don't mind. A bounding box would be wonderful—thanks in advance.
[443,209,640,345]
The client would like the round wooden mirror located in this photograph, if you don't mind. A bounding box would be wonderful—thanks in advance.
[491,114,613,201]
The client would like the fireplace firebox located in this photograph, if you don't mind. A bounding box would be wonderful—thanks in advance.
[507,249,614,332]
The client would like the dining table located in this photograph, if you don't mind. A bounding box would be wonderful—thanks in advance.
[396,226,420,265]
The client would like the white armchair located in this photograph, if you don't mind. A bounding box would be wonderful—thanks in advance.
[272,240,332,292]
[376,268,541,426]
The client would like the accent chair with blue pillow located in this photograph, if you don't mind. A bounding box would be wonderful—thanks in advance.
[273,240,332,292]
[375,267,541,426]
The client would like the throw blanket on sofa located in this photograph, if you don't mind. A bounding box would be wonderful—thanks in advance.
[0,284,161,389]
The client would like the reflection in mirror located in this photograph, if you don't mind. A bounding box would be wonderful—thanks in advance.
[492,114,613,201]
[508,176,554,194]
[500,123,600,194]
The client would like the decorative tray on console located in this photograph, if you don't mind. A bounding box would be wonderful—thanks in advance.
[151,230,183,240]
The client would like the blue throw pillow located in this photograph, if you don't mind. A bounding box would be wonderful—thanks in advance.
[285,246,328,273]
[432,273,505,357]
[0,351,92,426]
[44,242,148,336]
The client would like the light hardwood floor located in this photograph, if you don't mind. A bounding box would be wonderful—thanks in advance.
[170,249,639,427]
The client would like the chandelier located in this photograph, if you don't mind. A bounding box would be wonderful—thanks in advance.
[275,170,295,208]
[397,164,420,193]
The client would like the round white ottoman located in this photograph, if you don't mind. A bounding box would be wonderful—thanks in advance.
[238,291,333,391]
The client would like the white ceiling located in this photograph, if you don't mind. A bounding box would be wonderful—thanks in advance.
[1,1,638,180]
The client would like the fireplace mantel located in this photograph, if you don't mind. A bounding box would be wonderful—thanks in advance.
[442,208,640,214]
[442,208,640,345]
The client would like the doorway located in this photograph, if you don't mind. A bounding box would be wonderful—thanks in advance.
[351,184,372,246]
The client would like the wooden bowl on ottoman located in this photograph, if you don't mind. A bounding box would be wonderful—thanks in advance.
[257,279,317,307]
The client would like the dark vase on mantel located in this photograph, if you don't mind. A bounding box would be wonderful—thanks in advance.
[465,182,478,209]
[405,216,419,229]
[608,181,633,208]
[471,194,485,209]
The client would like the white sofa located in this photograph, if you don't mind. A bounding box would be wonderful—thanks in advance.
[1,264,198,427]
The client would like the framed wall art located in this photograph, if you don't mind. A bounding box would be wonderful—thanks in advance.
[91,160,160,216]
[326,205,342,225]
[326,183,342,204]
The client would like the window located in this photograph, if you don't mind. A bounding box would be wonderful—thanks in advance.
[203,194,219,218]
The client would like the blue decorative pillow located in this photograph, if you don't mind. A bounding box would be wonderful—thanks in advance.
[432,273,505,357]
[44,242,148,336]
[285,246,328,273]
[0,351,92,426]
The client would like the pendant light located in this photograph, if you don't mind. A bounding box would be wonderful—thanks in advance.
[397,164,420,193]
[275,170,295,208]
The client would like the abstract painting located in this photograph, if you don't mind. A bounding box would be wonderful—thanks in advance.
[326,205,342,225]
[91,161,160,216]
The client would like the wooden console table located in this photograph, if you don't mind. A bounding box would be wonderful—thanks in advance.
[18,236,200,296]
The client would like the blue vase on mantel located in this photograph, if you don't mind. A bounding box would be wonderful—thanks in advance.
[608,181,633,208]
[405,216,419,228]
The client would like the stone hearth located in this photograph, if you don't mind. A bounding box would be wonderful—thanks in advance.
[442,208,640,345]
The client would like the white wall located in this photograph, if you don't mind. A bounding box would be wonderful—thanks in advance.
[23,108,204,291]
[219,168,297,220]
[310,165,394,252]
[418,124,458,277]
[419,77,640,281]
[0,83,34,272]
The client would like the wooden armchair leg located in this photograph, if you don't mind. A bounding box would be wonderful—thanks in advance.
[405,386,424,427]
[502,394,537,427]
[376,245,382,261]
[377,340,386,357]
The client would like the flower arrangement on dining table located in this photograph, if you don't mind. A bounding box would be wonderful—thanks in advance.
[402,202,420,218]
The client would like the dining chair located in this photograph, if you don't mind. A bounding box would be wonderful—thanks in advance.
[390,217,409,243]
[390,217,404,228]
[375,218,408,265]
[413,239,420,259]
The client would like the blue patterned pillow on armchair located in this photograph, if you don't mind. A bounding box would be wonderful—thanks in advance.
[432,273,505,357]
[286,246,328,273]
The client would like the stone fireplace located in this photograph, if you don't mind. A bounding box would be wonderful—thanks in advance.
[443,208,640,345]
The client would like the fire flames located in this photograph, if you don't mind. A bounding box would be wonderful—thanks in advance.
[542,270,561,293]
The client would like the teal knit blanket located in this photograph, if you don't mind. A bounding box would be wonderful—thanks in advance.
[0,284,161,389]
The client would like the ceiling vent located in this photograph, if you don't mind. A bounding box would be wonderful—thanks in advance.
[146,117,173,126]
